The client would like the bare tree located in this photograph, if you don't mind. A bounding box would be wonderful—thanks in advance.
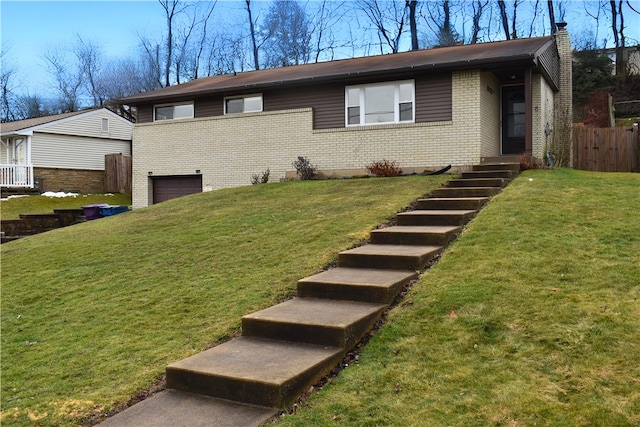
[1,47,17,122]
[309,0,350,62]
[423,0,460,47]
[609,0,628,77]
[358,0,407,54]
[74,35,103,105]
[497,0,511,39]
[470,0,489,43]
[547,0,556,33]
[407,0,419,50]
[43,48,83,112]
[260,0,312,68]
[246,0,260,70]
[158,0,189,87]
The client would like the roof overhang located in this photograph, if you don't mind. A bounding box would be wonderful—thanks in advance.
[122,36,558,105]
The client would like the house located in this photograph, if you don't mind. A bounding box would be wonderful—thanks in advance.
[1,108,133,193]
[123,26,572,209]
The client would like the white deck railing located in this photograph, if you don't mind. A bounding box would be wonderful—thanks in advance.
[0,164,34,188]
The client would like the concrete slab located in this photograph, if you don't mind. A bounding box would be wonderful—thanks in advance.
[396,210,477,226]
[297,267,417,303]
[242,298,386,347]
[370,225,460,245]
[99,390,277,427]
[166,337,344,407]
[338,244,441,270]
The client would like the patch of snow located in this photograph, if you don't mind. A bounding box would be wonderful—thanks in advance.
[41,191,79,198]
[0,194,31,201]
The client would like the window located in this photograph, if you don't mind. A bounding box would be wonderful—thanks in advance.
[346,80,414,126]
[101,118,109,133]
[154,103,194,121]
[224,94,263,114]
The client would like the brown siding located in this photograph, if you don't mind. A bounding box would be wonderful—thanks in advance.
[135,72,451,127]
[137,105,154,124]
[264,84,344,129]
[195,96,223,118]
[415,73,452,122]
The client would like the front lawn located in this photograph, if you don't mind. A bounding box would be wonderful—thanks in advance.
[0,176,449,427]
[272,169,640,426]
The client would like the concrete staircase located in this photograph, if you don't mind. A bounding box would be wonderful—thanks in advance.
[100,161,521,427]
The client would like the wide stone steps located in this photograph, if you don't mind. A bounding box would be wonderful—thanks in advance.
[417,197,489,210]
[338,244,442,270]
[370,225,460,246]
[166,336,344,408]
[462,170,517,179]
[241,298,386,347]
[102,161,521,426]
[433,186,501,198]
[297,267,417,304]
[396,209,477,226]
[447,178,507,188]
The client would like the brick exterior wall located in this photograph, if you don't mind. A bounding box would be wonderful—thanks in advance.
[531,74,557,160]
[480,72,500,158]
[132,70,497,208]
[553,26,573,166]
[34,167,105,193]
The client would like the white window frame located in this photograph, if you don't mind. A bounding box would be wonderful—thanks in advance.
[153,102,194,121]
[101,118,109,133]
[345,80,415,126]
[224,94,263,114]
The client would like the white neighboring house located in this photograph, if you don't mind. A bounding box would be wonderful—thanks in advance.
[1,108,133,193]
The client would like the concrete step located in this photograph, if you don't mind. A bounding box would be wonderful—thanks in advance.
[461,170,517,180]
[433,187,501,198]
[416,197,489,210]
[481,155,522,163]
[370,225,460,246]
[472,163,520,172]
[297,267,417,304]
[338,244,441,270]
[242,298,386,348]
[166,337,344,408]
[447,178,507,188]
[98,389,277,427]
[396,210,476,226]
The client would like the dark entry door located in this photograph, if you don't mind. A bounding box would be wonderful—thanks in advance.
[502,85,526,155]
[152,175,202,204]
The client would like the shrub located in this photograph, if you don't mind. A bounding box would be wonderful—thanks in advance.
[293,156,317,180]
[366,159,403,177]
[250,168,270,185]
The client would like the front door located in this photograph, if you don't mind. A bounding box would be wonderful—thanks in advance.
[501,85,526,155]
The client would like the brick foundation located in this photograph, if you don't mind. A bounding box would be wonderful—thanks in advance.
[34,167,105,193]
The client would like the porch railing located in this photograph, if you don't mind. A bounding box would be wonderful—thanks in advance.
[0,164,34,188]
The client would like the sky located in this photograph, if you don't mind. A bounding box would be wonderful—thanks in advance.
[1,0,639,100]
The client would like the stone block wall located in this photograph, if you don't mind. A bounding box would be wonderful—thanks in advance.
[34,167,105,193]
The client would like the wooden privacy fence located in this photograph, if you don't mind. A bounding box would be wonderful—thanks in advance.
[104,153,132,194]
[573,125,639,172]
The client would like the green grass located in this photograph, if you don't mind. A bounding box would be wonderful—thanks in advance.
[1,193,132,220]
[0,176,450,427]
[272,169,640,426]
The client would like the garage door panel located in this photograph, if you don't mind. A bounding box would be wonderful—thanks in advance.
[152,175,202,204]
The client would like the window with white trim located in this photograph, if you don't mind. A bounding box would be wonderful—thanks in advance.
[224,94,263,114]
[346,80,414,126]
[154,102,194,121]
[101,118,109,133]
